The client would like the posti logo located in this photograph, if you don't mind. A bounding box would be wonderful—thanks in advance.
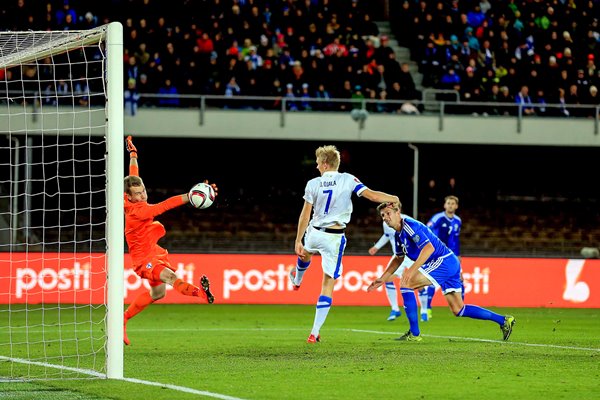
[15,262,92,299]
[222,263,386,299]
[461,266,491,295]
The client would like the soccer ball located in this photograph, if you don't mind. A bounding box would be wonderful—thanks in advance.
[188,182,215,209]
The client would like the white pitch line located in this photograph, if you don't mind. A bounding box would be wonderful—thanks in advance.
[122,377,247,400]
[0,355,247,400]
[350,329,600,352]
[0,355,105,378]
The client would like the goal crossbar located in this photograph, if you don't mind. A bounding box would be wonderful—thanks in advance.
[0,27,108,69]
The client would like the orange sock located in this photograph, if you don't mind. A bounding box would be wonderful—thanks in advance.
[173,278,201,297]
[124,291,154,321]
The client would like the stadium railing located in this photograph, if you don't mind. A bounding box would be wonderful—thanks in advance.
[131,93,600,135]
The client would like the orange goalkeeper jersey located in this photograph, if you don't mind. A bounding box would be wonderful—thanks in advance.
[124,164,185,269]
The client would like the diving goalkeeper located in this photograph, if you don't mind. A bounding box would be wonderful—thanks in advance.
[123,135,216,346]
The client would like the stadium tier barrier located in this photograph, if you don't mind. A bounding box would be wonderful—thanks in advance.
[3,253,599,308]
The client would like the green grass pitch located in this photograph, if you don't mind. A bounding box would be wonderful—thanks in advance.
[1,304,599,399]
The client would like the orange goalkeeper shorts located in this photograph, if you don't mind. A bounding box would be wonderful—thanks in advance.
[134,247,176,287]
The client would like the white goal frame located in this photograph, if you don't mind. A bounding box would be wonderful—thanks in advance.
[0,22,124,379]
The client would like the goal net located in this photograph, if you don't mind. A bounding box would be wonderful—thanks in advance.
[0,23,124,380]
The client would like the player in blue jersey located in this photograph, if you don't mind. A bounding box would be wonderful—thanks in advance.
[419,195,462,322]
[290,145,399,343]
[369,218,415,321]
[367,202,515,342]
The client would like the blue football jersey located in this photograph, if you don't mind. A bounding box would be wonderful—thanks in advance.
[426,212,462,256]
[393,216,453,262]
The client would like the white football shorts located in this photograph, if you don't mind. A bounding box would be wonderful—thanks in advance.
[303,226,347,279]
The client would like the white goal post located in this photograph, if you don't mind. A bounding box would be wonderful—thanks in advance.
[0,23,123,379]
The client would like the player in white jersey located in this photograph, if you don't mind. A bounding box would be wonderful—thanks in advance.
[290,145,399,343]
[368,217,415,321]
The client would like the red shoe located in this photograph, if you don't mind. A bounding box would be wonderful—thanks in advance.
[123,317,130,346]
[307,334,321,343]
[289,270,301,291]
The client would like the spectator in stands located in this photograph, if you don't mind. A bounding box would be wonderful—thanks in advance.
[284,83,298,111]
[485,84,503,116]
[439,67,461,90]
[498,85,514,116]
[398,62,418,100]
[134,43,151,67]
[157,78,180,107]
[534,89,548,117]
[566,84,582,116]
[357,13,379,38]
[576,69,591,95]
[180,77,201,108]
[80,11,97,29]
[55,0,76,28]
[336,80,354,112]
[314,83,332,111]
[299,83,312,111]
[125,56,140,84]
[477,40,495,68]
[386,82,410,113]
[136,74,155,106]
[351,85,365,110]
[555,87,571,117]
[124,78,140,116]
[266,78,284,110]
[39,2,56,31]
[585,54,596,81]
[515,85,535,116]
[585,86,599,118]
[461,66,479,98]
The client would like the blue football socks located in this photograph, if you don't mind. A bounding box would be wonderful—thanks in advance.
[401,288,420,336]
[458,304,505,325]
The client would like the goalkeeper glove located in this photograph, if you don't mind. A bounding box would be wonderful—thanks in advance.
[126,135,138,159]
[204,180,218,196]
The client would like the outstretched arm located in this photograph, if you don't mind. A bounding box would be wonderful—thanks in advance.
[360,189,399,204]
[367,254,403,291]
[132,194,189,220]
[126,135,139,177]
[132,180,218,220]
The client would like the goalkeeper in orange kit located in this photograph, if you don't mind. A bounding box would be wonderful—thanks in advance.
[123,135,217,346]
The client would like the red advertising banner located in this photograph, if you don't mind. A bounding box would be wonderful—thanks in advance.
[1,253,599,308]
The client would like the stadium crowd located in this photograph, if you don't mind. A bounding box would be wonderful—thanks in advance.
[3,0,599,115]
[392,0,600,116]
